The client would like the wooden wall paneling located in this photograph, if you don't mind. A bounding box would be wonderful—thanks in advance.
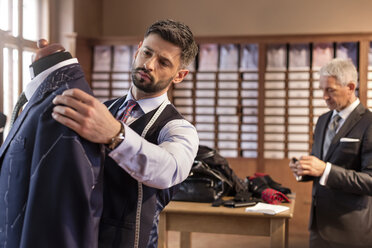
[257,43,266,171]
[284,52,290,159]
[237,65,243,157]
[359,39,369,105]
[76,37,94,87]
[214,70,219,149]
[308,67,315,153]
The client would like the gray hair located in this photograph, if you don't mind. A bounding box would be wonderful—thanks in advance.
[319,58,358,86]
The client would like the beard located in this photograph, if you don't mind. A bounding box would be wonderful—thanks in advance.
[131,67,174,94]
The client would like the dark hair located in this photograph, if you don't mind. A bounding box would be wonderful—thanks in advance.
[144,19,198,68]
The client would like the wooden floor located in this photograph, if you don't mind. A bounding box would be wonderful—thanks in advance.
[167,231,309,248]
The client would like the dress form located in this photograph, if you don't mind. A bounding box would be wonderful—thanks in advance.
[29,39,73,79]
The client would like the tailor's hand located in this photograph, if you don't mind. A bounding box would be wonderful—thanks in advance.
[52,88,121,144]
[296,155,326,177]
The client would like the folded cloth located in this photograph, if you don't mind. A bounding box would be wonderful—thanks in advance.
[261,188,290,204]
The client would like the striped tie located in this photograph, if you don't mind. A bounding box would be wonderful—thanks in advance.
[323,114,341,159]
[119,99,137,123]
[10,92,28,127]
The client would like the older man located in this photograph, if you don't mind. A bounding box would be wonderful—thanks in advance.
[289,58,372,248]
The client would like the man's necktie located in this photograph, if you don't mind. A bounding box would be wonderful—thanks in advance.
[10,92,28,127]
[119,99,137,123]
[323,114,341,159]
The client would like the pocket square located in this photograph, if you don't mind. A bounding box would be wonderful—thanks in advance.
[340,137,360,142]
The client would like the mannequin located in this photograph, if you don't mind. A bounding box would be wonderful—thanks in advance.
[10,39,73,127]
[30,39,72,79]
[0,39,104,248]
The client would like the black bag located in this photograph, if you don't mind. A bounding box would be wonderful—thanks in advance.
[196,145,247,195]
[172,145,247,203]
[172,160,233,202]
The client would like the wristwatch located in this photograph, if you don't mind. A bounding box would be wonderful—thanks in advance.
[107,121,125,150]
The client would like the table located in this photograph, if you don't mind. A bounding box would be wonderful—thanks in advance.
[158,196,295,248]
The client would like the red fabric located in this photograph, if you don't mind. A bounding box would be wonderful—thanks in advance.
[261,188,290,205]
[254,172,268,177]
[249,172,268,180]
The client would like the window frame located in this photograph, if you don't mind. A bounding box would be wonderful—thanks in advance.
[0,0,48,137]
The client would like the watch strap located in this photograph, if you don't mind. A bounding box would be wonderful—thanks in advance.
[107,121,125,150]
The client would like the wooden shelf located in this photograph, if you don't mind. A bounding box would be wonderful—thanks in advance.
[75,33,372,166]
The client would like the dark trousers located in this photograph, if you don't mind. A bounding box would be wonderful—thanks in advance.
[310,229,370,248]
[309,207,371,248]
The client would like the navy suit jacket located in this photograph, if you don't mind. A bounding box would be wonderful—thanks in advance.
[307,103,372,245]
[0,64,104,248]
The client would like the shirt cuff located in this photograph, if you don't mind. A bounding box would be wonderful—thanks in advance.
[108,124,142,171]
[295,174,302,181]
[319,162,332,186]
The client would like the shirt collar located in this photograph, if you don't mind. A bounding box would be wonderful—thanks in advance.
[332,98,360,120]
[120,87,169,114]
[24,58,78,100]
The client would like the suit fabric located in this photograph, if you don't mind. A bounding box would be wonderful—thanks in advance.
[307,103,372,245]
[98,97,181,248]
[0,64,104,248]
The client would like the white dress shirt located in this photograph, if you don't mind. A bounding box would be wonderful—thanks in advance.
[109,88,199,189]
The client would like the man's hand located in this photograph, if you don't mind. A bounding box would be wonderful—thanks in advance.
[52,88,121,144]
[296,155,327,177]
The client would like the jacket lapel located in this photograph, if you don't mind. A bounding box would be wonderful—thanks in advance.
[0,65,79,160]
[324,103,364,161]
[0,90,45,159]
[314,111,332,158]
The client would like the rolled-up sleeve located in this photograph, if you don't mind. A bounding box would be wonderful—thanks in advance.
[108,119,199,189]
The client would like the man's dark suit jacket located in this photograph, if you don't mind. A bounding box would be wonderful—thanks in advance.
[0,64,104,248]
[307,103,372,245]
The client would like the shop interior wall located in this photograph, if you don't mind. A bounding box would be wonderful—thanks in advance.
[99,0,372,37]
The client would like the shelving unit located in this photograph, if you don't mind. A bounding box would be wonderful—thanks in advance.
[75,33,372,167]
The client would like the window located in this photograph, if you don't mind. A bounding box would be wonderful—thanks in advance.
[0,0,48,138]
